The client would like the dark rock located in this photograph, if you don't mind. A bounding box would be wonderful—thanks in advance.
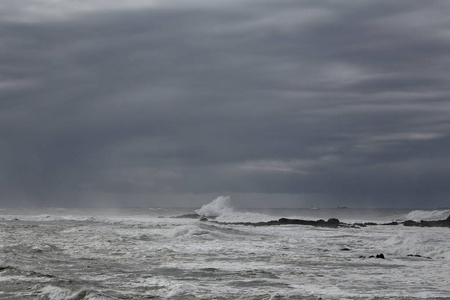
[404,216,450,228]
[341,248,351,251]
[364,222,378,226]
[376,253,385,259]
[408,254,421,257]
[277,218,340,228]
[403,220,419,226]
[407,254,432,259]
[327,218,340,226]
[174,213,201,219]
[382,221,398,226]
[203,214,450,229]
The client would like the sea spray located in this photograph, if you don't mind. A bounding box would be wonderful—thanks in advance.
[405,209,450,221]
[384,230,450,260]
[195,196,278,222]
[195,196,233,218]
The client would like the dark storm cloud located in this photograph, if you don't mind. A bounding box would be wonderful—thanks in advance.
[1,0,450,207]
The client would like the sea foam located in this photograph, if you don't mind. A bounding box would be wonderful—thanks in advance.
[195,196,275,222]
[195,196,233,217]
[405,209,450,221]
[384,230,450,260]
[41,285,89,300]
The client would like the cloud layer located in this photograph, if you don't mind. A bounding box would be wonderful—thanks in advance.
[1,0,450,207]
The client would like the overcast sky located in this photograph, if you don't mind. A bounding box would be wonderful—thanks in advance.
[1,0,449,208]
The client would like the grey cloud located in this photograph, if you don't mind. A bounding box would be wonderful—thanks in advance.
[1,1,450,207]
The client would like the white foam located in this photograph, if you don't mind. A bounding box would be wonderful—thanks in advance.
[41,285,88,300]
[195,196,275,222]
[40,285,112,300]
[4,207,450,299]
[384,229,450,259]
[405,209,450,221]
[214,211,276,223]
[165,282,197,297]
[167,225,209,237]
[195,195,233,217]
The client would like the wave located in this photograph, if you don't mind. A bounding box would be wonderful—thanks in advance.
[40,285,112,300]
[195,196,233,218]
[405,209,450,221]
[195,196,275,223]
[384,231,450,260]
[41,285,89,300]
[167,225,211,238]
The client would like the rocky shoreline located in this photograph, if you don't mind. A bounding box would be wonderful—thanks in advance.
[177,213,450,229]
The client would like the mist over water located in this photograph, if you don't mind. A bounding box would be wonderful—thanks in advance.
[1,196,450,299]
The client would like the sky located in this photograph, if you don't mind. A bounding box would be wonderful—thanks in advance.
[1,0,450,208]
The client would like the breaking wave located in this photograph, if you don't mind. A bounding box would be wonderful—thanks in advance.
[41,285,89,300]
[195,196,233,218]
[40,285,112,300]
[167,225,210,238]
[405,209,450,221]
[195,196,275,223]
[384,231,450,260]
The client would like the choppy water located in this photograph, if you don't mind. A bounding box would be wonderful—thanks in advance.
[1,199,450,299]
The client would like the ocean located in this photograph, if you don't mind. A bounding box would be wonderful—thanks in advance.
[1,196,450,299]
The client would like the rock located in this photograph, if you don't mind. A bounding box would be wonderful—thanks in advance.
[174,213,201,219]
[376,253,385,259]
[340,248,351,251]
[277,218,340,228]
[382,221,398,226]
[403,215,450,228]
[403,220,419,226]
[327,218,340,226]
[202,214,450,229]
[407,254,432,259]
[364,222,378,226]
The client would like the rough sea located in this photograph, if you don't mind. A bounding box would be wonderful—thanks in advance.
[1,196,450,299]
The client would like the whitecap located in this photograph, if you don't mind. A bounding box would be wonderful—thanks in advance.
[405,209,450,221]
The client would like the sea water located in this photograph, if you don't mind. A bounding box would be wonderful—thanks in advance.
[1,197,450,299]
